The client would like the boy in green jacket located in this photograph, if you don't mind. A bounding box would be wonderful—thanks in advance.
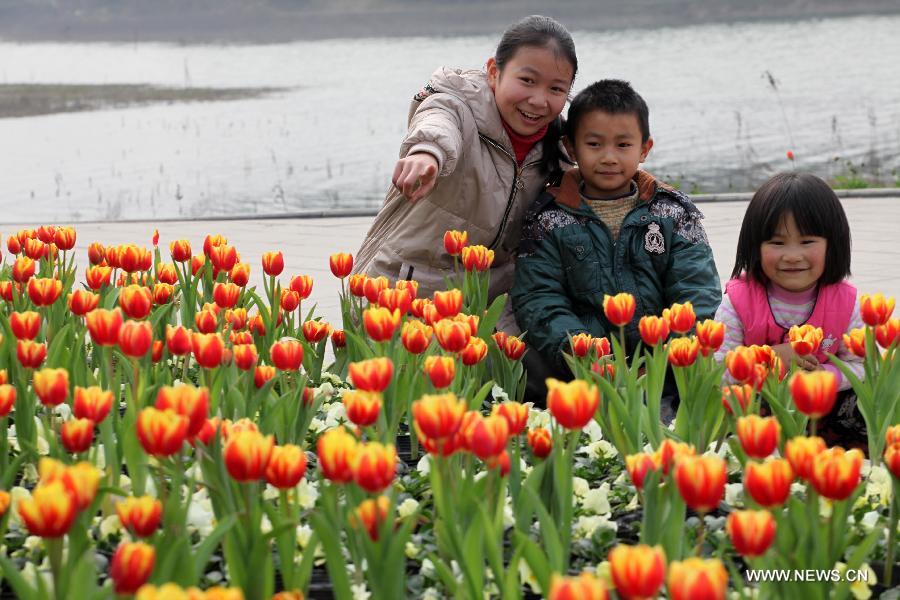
[511,79,721,398]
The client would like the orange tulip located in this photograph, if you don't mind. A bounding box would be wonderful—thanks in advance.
[348,357,394,392]
[721,384,754,416]
[224,307,248,331]
[396,278,419,300]
[424,355,456,389]
[17,481,77,538]
[466,413,509,460]
[860,293,895,327]
[788,324,824,356]
[24,237,47,260]
[343,390,382,427]
[27,277,63,306]
[254,365,276,389]
[168,239,191,262]
[726,510,776,558]
[460,244,494,272]
[842,328,867,358]
[876,318,900,349]
[592,336,612,357]
[302,320,331,343]
[165,325,192,356]
[548,572,608,600]
[0,384,16,418]
[156,262,178,285]
[61,418,94,453]
[638,316,670,347]
[33,367,69,406]
[16,339,47,368]
[261,251,284,276]
[352,442,397,493]
[884,443,900,479]
[363,306,402,342]
[527,427,553,458]
[192,332,225,369]
[280,289,301,313]
[626,452,661,490]
[155,385,210,438]
[117,496,162,538]
[203,234,227,256]
[136,407,189,457]
[12,256,36,282]
[6,234,21,255]
[232,343,258,371]
[443,230,469,256]
[118,284,152,320]
[363,275,389,304]
[608,543,666,600]
[86,308,124,346]
[546,378,600,430]
[330,329,346,348]
[744,458,794,507]
[213,282,241,309]
[149,283,173,306]
[85,265,113,290]
[736,415,780,459]
[696,319,726,354]
[667,558,728,600]
[433,289,463,318]
[351,495,391,541]
[455,312,480,336]
[329,252,354,278]
[117,244,152,273]
[603,292,636,327]
[230,262,250,287]
[565,332,592,357]
[789,370,838,419]
[66,290,99,316]
[39,459,100,512]
[412,392,467,441]
[784,435,827,481]
[725,346,759,383]
[667,336,701,367]
[84,241,104,264]
[110,541,156,594]
[348,273,368,297]
[224,430,275,482]
[675,454,727,512]
[433,318,471,353]
[119,320,153,358]
[810,447,863,501]
[10,311,41,340]
[209,244,238,274]
[663,301,696,334]
[401,320,433,354]
[317,426,359,483]
[377,288,412,315]
[888,424,900,447]
[266,444,308,489]
[495,401,528,436]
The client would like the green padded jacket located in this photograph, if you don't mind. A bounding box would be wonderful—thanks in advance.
[511,169,722,373]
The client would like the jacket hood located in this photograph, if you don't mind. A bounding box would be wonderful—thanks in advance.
[548,168,674,211]
[424,67,510,149]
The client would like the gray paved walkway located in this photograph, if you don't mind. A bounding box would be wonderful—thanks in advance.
[4,195,898,328]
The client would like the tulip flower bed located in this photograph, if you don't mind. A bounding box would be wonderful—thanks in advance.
[0,225,899,600]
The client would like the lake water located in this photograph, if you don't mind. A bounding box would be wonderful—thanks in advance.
[1,14,898,223]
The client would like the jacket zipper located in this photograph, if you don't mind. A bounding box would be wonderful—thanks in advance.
[479,133,541,250]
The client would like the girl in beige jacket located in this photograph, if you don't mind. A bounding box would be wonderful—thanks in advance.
[355,15,578,302]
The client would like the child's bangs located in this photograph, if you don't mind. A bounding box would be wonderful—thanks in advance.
[760,182,829,239]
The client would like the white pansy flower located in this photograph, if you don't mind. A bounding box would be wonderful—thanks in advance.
[351,583,371,600]
[725,483,744,507]
[405,541,420,559]
[859,511,879,531]
[584,440,618,459]
[309,418,327,434]
[296,479,319,510]
[574,515,617,539]
[518,558,541,595]
[583,419,604,442]
[417,455,432,476]
[527,410,551,430]
[422,588,442,600]
[863,465,891,507]
[572,477,589,497]
[99,515,123,540]
[581,483,611,515]
[421,558,436,578]
[9,486,32,526]
[397,498,419,518]
[23,536,43,552]
[296,524,313,548]
[186,496,215,537]
[491,384,510,402]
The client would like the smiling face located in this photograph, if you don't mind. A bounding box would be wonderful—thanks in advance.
[760,212,827,292]
[487,45,574,137]
[564,109,653,197]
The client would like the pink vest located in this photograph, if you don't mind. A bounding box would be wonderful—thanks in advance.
[725,275,856,363]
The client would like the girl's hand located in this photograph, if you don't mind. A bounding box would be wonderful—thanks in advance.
[393,153,439,203]
[772,343,819,371]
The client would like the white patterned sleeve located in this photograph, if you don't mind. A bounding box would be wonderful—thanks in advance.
[714,294,745,384]
[823,298,865,391]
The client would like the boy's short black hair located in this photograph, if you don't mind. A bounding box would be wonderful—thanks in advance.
[564,79,650,142]
[732,172,852,285]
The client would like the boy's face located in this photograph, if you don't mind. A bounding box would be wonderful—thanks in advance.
[564,110,653,197]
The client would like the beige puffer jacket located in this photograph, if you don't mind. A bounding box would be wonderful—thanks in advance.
[354,67,553,300]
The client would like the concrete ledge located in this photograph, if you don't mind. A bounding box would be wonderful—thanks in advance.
[693,187,900,203]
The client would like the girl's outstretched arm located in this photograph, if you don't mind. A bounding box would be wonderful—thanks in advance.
[392,153,438,203]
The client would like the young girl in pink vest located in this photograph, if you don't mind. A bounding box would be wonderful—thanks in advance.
[715,172,865,446]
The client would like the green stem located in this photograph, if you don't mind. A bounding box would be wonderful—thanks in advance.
[886,479,898,587]
[47,537,64,600]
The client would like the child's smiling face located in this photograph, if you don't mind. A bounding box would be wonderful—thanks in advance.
[564,109,653,197]
[487,45,573,137]
[760,212,828,292]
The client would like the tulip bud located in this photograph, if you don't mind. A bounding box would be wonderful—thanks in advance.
[412,393,466,441]
[117,496,162,538]
[155,385,210,438]
[675,454,726,512]
[350,495,391,541]
[638,316,669,347]
[546,378,600,430]
[434,318,471,353]
[608,543,666,600]
[603,292,636,327]
[789,370,838,419]
[10,311,41,340]
[136,407,189,457]
[744,458,794,507]
[16,339,47,369]
[213,282,241,309]
[110,541,156,594]
[352,442,397,493]
[721,384,754,416]
[119,285,153,319]
[17,481,77,538]
[266,444,308,489]
[626,452,660,490]
[527,427,553,458]
[784,435,827,481]
[460,245,494,271]
[810,447,863,501]
[788,324,824,356]
[85,265,112,290]
[261,251,284,276]
[667,558,728,600]
[224,430,275,482]
[401,320,433,354]
[859,292,895,327]
[663,301,696,334]
[727,509,776,558]
[343,390,382,427]
[317,426,359,483]
[348,357,394,392]
[494,401,528,436]
[466,414,509,460]
[192,332,225,369]
[884,443,900,480]
[165,325,192,356]
[0,384,16,418]
[667,336,701,367]
[443,230,469,256]
[329,252,354,278]
[696,319,726,353]
[736,415,780,459]
[433,289,463,318]
[27,277,63,306]
[119,320,153,358]
[348,273,367,298]
[86,308,124,346]
[302,320,331,343]
[61,418,94,453]
[842,328,866,358]
[548,572,608,600]
[377,287,412,315]
[33,367,69,406]
[876,318,900,349]
[424,355,456,389]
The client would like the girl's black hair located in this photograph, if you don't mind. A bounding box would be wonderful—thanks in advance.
[732,172,852,285]
[494,15,578,175]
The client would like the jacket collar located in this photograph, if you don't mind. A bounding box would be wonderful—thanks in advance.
[549,168,671,210]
